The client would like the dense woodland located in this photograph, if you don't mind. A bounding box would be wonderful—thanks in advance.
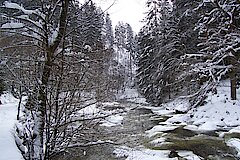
[0,0,239,159]
[137,0,240,106]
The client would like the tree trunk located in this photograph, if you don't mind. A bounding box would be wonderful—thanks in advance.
[230,72,237,100]
[37,57,52,160]
[37,1,69,159]
[17,93,22,120]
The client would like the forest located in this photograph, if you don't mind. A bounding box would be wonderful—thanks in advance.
[0,0,239,160]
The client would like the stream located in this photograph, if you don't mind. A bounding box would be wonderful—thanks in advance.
[55,102,240,160]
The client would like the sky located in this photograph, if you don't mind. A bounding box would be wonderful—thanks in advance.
[80,0,146,32]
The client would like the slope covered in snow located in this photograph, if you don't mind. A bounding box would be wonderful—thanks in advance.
[146,80,240,157]
[0,93,23,160]
[171,80,240,131]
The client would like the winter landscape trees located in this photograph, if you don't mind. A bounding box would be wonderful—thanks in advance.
[136,0,240,106]
[0,0,239,159]
[0,0,134,159]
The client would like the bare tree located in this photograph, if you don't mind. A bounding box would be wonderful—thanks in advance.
[0,0,118,159]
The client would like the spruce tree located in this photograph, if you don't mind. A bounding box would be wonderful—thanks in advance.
[193,0,240,100]
[104,13,114,48]
[137,0,173,104]
[137,0,159,104]
[77,0,104,51]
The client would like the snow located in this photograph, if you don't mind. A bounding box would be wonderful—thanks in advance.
[166,114,188,125]
[114,146,174,160]
[114,146,201,160]
[163,99,191,113]
[102,102,120,106]
[197,121,219,131]
[101,115,123,127]
[78,104,100,117]
[150,80,240,132]
[49,28,59,45]
[118,88,147,104]
[178,151,202,160]
[147,106,175,115]
[3,1,35,15]
[0,93,23,160]
[227,138,240,157]
[0,79,238,159]
[189,81,240,130]
[150,137,166,144]
[1,22,24,29]
[146,125,178,137]
[184,125,199,131]
[229,126,240,134]
[84,45,92,52]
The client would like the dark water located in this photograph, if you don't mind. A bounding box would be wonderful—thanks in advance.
[53,102,240,160]
[53,103,158,160]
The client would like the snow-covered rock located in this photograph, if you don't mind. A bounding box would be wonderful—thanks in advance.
[101,115,123,127]
[146,125,179,137]
[227,138,240,157]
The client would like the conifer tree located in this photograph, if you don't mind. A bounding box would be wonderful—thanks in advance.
[137,0,174,104]
[191,0,240,101]
[104,13,114,48]
[77,0,104,51]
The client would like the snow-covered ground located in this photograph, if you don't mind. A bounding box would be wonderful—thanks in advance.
[0,93,23,160]
[1,80,240,160]
[100,114,123,127]
[117,88,147,104]
[114,146,201,160]
[163,80,240,131]
[145,80,240,157]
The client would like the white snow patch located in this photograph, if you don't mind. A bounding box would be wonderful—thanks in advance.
[181,80,240,132]
[114,146,174,160]
[229,126,240,134]
[0,92,18,104]
[114,146,201,160]
[118,88,147,104]
[102,102,120,106]
[149,107,175,115]
[178,151,202,160]
[197,121,219,131]
[101,115,123,127]
[3,1,35,15]
[49,28,59,45]
[0,93,23,160]
[150,137,166,144]
[164,99,191,112]
[193,80,240,121]
[184,125,199,131]
[147,99,190,117]
[141,80,240,133]
[146,125,178,137]
[1,22,24,29]
[227,138,240,157]
[78,104,100,117]
[166,114,189,125]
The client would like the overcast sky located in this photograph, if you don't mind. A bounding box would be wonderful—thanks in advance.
[80,0,146,32]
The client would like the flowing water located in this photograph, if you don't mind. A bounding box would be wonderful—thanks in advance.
[54,102,239,160]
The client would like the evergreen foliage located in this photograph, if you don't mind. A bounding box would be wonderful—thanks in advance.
[137,0,176,105]
[137,0,240,106]
[77,0,104,51]
[104,13,114,48]
[193,0,240,82]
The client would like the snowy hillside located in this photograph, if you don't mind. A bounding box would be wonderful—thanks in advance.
[146,80,240,157]
[163,80,240,131]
